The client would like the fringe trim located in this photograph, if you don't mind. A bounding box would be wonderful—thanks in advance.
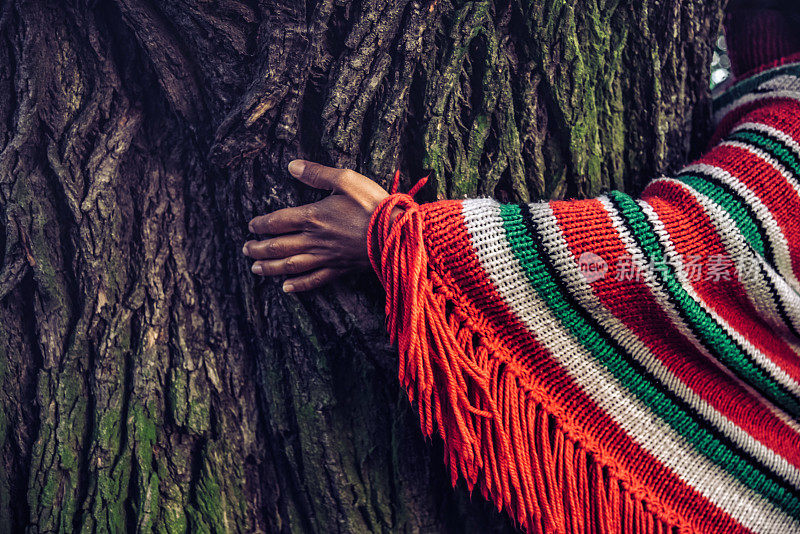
[368,194,695,534]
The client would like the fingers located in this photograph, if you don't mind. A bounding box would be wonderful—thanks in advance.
[288,160,359,193]
[248,247,345,292]
[283,268,345,293]
[250,254,325,277]
[288,160,388,203]
[249,205,312,235]
[288,160,341,191]
[243,234,316,260]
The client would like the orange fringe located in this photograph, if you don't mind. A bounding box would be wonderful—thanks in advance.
[368,190,695,534]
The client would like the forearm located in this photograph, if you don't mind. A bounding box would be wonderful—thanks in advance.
[245,7,800,531]
[367,49,800,534]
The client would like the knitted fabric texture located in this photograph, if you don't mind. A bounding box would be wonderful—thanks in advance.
[368,61,800,533]
[724,9,800,78]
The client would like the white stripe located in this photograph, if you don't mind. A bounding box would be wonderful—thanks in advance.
[461,198,798,533]
[720,139,800,198]
[668,166,800,331]
[714,90,800,125]
[599,196,800,436]
[734,122,800,169]
[534,201,800,489]
[714,67,800,116]
[665,172,800,368]
[679,162,800,295]
[636,197,800,401]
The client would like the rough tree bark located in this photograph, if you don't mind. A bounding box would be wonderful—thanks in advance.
[0,0,724,532]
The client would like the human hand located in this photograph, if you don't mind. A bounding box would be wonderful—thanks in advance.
[243,160,389,292]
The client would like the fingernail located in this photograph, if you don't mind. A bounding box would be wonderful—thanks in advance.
[251,264,262,275]
[242,244,249,256]
[288,160,305,177]
[283,282,295,292]
[248,222,255,233]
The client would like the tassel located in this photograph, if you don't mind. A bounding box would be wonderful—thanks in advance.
[367,191,689,533]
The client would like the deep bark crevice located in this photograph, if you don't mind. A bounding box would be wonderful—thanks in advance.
[10,274,43,531]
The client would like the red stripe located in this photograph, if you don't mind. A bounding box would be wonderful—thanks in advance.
[739,99,800,145]
[713,99,794,148]
[744,102,800,276]
[644,176,800,389]
[712,96,800,148]
[703,142,800,272]
[550,196,800,470]
[420,200,749,534]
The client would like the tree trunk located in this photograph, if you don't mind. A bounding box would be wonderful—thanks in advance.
[0,0,723,532]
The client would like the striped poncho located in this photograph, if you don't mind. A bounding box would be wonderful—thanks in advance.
[368,60,800,533]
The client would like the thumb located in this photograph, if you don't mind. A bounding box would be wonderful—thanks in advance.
[288,159,388,201]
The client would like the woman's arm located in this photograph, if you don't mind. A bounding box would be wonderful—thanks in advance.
[244,6,800,533]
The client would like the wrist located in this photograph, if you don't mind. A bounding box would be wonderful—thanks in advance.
[366,194,419,278]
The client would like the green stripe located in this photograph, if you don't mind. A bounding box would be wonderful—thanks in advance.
[499,202,800,517]
[675,174,766,256]
[607,190,800,420]
[713,64,800,113]
[728,130,800,181]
